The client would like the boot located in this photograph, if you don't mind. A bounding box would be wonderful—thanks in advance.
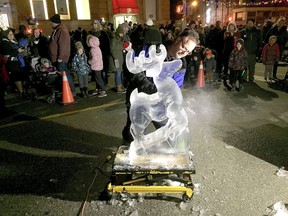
[116,84,126,93]
[83,87,89,97]
[80,88,85,98]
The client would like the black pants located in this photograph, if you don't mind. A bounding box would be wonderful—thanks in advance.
[230,70,243,85]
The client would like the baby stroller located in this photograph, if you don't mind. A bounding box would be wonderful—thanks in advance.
[29,57,62,103]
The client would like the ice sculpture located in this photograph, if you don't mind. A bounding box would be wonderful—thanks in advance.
[126,45,190,165]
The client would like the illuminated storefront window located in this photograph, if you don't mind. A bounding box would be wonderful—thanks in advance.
[29,0,48,20]
[53,0,70,20]
[75,0,91,20]
[0,14,9,30]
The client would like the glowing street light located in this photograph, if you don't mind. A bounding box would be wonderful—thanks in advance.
[191,1,198,7]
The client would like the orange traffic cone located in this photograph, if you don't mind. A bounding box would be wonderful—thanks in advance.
[61,71,74,105]
[196,61,205,88]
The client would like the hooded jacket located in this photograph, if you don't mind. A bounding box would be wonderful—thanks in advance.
[228,45,248,70]
[262,37,280,65]
[223,21,241,60]
[87,35,103,71]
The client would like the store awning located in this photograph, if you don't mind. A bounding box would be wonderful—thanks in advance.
[112,0,139,14]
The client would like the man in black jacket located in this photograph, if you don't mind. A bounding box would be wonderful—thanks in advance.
[241,19,262,82]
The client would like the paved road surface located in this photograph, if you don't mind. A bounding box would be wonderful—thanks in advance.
[0,63,287,215]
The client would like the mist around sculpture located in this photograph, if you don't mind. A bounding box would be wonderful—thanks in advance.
[125,45,192,167]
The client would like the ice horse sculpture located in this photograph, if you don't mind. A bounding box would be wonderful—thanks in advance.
[126,44,191,166]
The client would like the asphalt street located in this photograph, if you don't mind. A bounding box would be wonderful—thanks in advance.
[0,63,287,216]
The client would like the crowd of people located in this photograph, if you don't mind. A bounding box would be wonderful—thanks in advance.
[0,14,287,117]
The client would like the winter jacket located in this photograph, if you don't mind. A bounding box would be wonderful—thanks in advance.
[0,38,23,71]
[1,38,19,57]
[72,52,90,75]
[89,30,111,71]
[110,33,124,71]
[49,24,71,63]
[261,43,280,65]
[228,47,248,70]
[87,35,103,71]
[204,56,217,73]
[241,26,262,54]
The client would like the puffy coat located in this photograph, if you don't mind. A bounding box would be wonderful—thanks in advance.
[228,47,248,70]
[262,43,280,65]
[72,52,90,75]
[87,35,103,71]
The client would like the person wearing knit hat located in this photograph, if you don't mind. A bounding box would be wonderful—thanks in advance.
[74,41,84,50]
[48,13,76,95]
[205,48,213,57]
[262,35,280,82]
[72,40,91,97]
[143,18,162,46]
[227,36,248,92]
[145,18,154,26]
[237,38,245,47]
[115,25,124,35]
[49,14,61,24]
[120,22,130,41]
[203,48,217,84]
[110,25,126,93]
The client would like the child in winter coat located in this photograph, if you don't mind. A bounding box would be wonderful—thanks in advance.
[203,49,217,84]
[39,58,57,73]
[228,38,248,91]
[71,41,90,97]
[87,35,107,97]
[261,35,280,82]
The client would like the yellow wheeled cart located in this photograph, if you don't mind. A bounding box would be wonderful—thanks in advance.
[107,146,195,202]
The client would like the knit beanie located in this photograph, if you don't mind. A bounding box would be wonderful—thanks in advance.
[269,35,277,44]
[116,25,124,34]
[237,38,244,46]
[121,22,130,30]
[50,14,61,24]
[146,18,154,26]
[41,58,51,65]
[75,41,84,50]
[205,49,212,56]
